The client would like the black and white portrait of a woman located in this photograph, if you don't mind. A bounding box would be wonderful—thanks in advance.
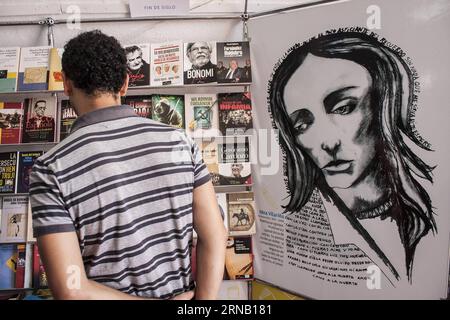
[268,30,436,285]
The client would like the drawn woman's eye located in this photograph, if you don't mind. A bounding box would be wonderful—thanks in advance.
[330,99,357,115]
[290,109,314,135]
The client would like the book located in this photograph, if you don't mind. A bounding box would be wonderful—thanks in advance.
[26,200,35,242]
[17,151,43,193]
[196,138,218,165]
[0,47,20,93]
[251,280,305,300]
[218,92,253,136]
[224,236,253,280]
[227,192,256,236]
[123,95,152,119]
[183,41,217,84]
[124,44,151,87]
[217,136,251,164]
[17,46,51,91]
[216,162,252,186]
[218,280,249,300]
[15,244,26,288]
[0,152,17,194]
[216,193,228,232]
[0,244,16,289]
[185,94,219,138]
[32,244,48,289]
[22,96,57,143]
[0,101,24,144]
[48,48,64,91]
[150,41,183,86]
[59,100,77,141]
[0,196,28,243]
[217,41,252,83]
[152,95,185,129]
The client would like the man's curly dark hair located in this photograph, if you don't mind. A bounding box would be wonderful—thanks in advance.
[62,30,127,96]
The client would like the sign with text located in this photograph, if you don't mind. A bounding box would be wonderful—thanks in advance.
[129,0,189,17]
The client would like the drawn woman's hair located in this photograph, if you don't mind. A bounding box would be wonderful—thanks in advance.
[268,30,436,279]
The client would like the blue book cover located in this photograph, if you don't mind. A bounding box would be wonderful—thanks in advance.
[0,244,16,289]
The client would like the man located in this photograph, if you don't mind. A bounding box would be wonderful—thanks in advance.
[224,60,243,83]
[242,59,252,82]
[184,42,216,84]
[124,45,150,87]
[216,61,227,80]
[29,30,226,300]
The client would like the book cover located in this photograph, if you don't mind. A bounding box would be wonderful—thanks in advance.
[15,244,26,288]
[217,136,251,163]
[152,95,185,129]
[0,152,17,194]
[183,41,217,85]
[218,92,253,136]
[218,280,250,300]
[0,47,20,93]
[123,95,152,119]
[150,41,183,86]
[251,280,305,300]
[17,46,51,91]
[227,192,256,236]
[22,96,57,143]
[217,41,252,83]
[0,101,24,144]
[216,192,228,232]
[224,236,253,280]
[0,196,28,243]
[217,162,252,186]
[17,151,43,193]
[185,94,219,138]
[124,44,151,87]
[33,244,48,289]
[26,200,35,242]
[48,48,64,91]
[59,99,77,141]
[196,138,218,165]
[0,244,16,289]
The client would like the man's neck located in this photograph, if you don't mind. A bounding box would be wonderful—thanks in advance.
[70,91,122,116]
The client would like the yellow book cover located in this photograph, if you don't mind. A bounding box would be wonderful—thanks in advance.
[251,280,305,300]
[48,48,64,91]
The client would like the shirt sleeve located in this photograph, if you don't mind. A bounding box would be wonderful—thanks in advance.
[191,140,211,188]
[29,159,75,237]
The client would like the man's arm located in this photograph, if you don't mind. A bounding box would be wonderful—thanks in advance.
[37,232,194,300]
[192,180,227,300]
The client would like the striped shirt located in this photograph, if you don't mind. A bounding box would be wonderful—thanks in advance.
[29,105,210,298]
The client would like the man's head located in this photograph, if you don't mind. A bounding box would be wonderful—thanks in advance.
[231,163,243,178]
[164,64,170,73]
[125,46,144,71]
[229,60,238,70]
[172,65,179,73]
[33,100,47,117]
[61,30,128,97]
[186,42,212,68]
[155,66,162,75]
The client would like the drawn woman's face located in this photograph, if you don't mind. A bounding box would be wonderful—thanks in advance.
[284,54,377,189]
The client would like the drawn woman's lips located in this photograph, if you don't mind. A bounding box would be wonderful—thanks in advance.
[322,160,353,174]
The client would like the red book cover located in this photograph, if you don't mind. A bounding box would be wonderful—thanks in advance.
[0,101,24,144]
[32,243,40,288]
[15,244,26,288]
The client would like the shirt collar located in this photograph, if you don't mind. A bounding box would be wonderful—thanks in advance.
[71,105,138,133]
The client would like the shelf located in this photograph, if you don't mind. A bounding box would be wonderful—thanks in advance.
[0,142,57,152]
[0,82,252,99]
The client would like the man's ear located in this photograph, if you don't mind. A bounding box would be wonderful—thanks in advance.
[61,72,72,96]
[119,74,129,97]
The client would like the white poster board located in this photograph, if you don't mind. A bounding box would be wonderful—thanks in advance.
[250,0,450,299]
